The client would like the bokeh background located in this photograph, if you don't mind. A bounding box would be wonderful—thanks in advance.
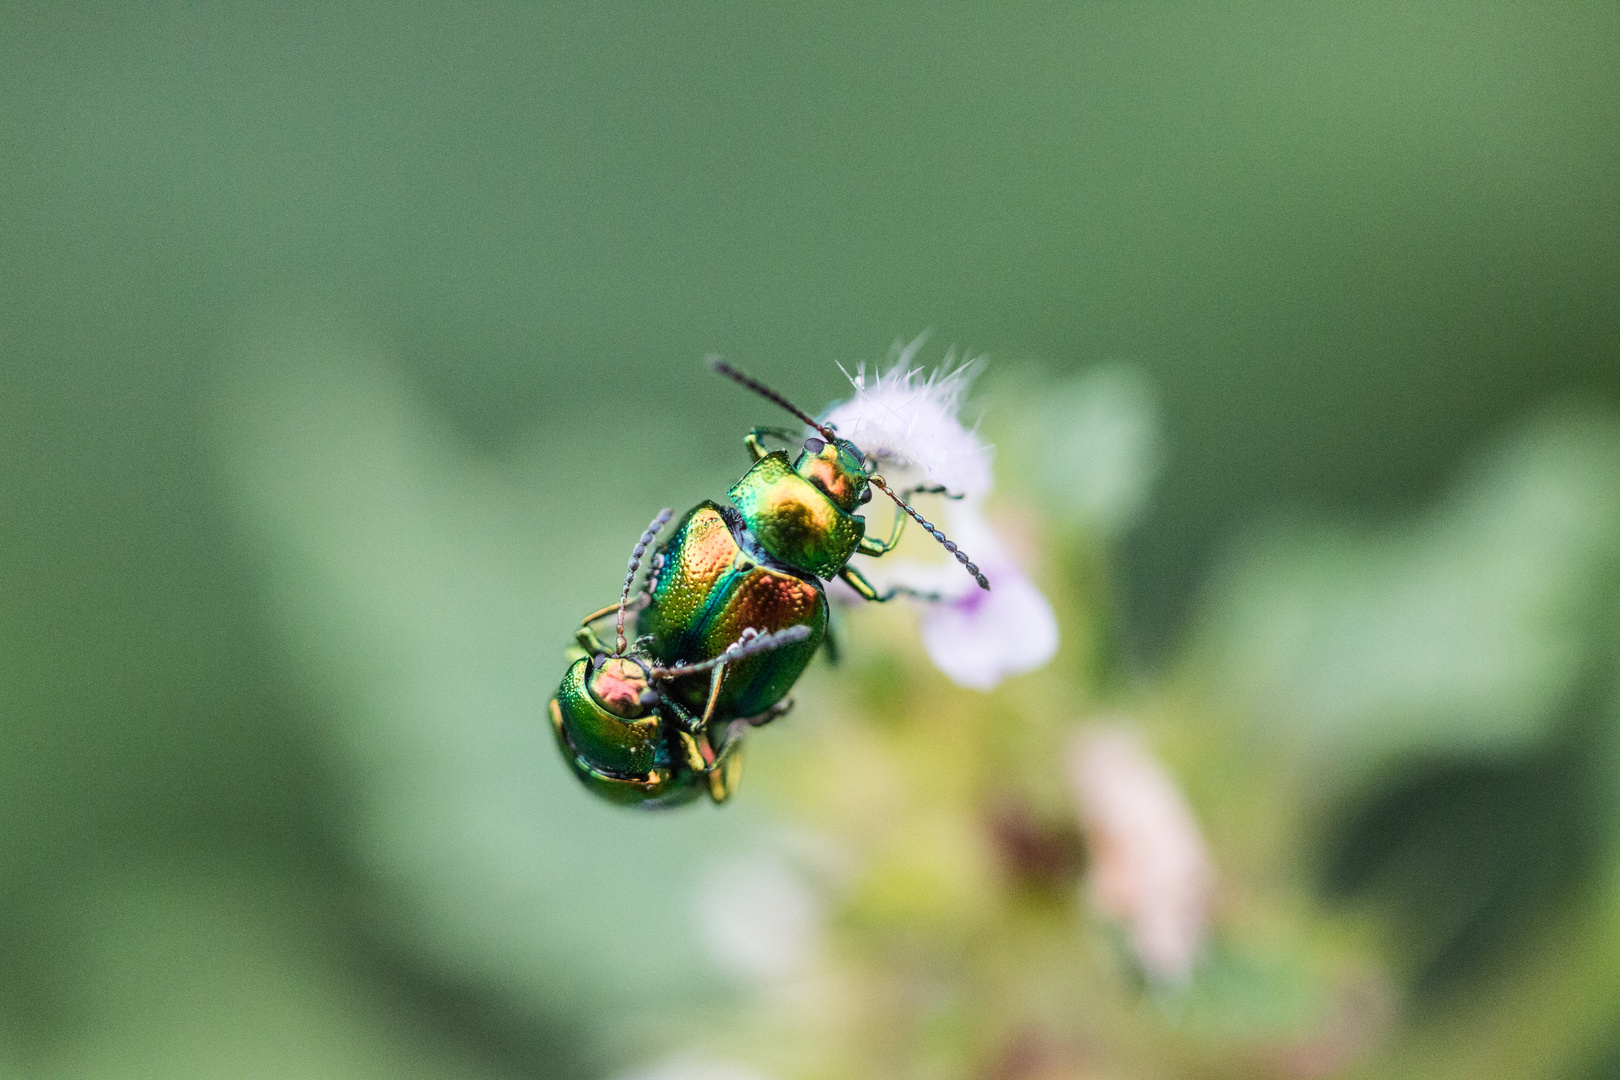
[4,4,1620,1078]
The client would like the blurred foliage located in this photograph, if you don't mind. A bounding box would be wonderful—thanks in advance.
[1195,416,1620,771]
[641,400,1620,1080]
[2,4,1620,1078]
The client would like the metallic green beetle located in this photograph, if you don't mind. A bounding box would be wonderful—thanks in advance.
[550,361,991,807]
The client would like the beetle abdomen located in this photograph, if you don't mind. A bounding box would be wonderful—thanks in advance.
[639,502,826,719]
[698,561,825,718]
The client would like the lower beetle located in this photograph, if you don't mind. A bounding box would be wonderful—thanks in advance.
[549,360,990,807]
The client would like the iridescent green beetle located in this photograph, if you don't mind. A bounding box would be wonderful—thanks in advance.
[550,361,990,807]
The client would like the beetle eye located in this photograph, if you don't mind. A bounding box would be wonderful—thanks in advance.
[804,438,825,454]
[859,486,872,504]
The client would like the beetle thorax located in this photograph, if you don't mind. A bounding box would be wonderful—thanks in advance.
[726,452,866,580]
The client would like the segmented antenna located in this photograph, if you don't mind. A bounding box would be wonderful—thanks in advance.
[711,359,839,444]
[616,508,673,655]
[708,358,989,592]
[650,625,812,679]
[869,475,991,590]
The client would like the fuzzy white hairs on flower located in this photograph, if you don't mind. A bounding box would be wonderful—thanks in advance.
[822,333,994,499]
[822,334,1059,691]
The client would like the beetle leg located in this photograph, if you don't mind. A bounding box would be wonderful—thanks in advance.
[663,663,728,767]
[745,429,769,463]
[839,564,942,603]
[675,728,713,767]
[652,627,807,795]
[856,483,964,557]
[574,603,620,654]
[821,615,841,667]
[702,661,727,724]
[674,660,749,795]
[856,502,907,556]
[705,731,746,803]
[903,483,963,500]
[745,426,802,463]
[666,696,721,776]
[740,697,794,727]
[670,706,745,803]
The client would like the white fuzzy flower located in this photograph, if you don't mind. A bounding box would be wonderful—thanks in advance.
[820,335,1058,691]
[823,335,994,498]
[692,853,822,983]
[1065,723,1214,983]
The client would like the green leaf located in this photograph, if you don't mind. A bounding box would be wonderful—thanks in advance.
[1195,412,1620,774]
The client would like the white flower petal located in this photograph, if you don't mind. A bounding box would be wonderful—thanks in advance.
[1066,724,1214,983]
[818,339,1059,690]
[692,853,822,983]
[821,334,993,498]
[919,559,1058,691]
[851,500,1057,690]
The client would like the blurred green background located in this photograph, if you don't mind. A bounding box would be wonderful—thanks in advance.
[3,4,1619,1078]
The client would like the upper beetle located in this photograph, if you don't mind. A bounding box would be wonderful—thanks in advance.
[550,361,989,807]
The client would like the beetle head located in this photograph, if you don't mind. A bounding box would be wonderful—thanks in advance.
[793,435,871,513]
[588,656,655,719]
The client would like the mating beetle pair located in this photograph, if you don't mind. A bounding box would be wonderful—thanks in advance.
[549,361,989,807]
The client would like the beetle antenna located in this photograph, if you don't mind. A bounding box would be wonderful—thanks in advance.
[868,475,991,590]
[711,358,839,445]
[616,508,673,655]
[650,625,813,679]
